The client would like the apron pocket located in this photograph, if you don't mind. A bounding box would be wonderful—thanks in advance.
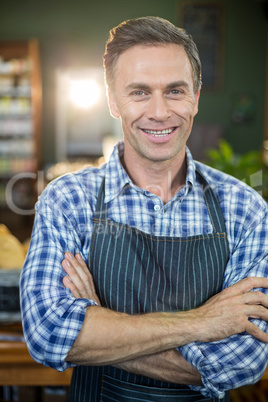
[100,373,212,401]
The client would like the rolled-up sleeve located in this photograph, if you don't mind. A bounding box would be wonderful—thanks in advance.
[179,325,268,398]
[179,206,268,398]
[20,176,97,371]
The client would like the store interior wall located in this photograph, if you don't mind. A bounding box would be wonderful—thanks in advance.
[0,0,267,166]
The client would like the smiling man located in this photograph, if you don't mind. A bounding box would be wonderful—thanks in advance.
[20,17,268,402]
[108,43,200,204]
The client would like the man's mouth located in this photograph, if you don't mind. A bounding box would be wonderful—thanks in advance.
[143,128,174,137]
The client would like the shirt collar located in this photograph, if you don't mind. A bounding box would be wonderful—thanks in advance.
[104,141,130,203]
[185,146,196,189]
[104,141,197,203]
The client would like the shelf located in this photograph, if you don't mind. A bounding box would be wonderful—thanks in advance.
[0,88,31,97]
[0,138,33,156]
[0,157,37,176]
[0,39,41,166]
[0,96,31,115]
[0,40,41,239]
[0,59,31,76]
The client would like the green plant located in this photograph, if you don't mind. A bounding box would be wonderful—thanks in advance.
[205,140,268,200]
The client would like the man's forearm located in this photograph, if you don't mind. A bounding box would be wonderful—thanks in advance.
[64,256,268,370]
[114,349,202,385]
[66,305,202,385]
[66,305,198,366]
[66,275,268,367]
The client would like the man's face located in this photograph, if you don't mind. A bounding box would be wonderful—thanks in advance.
[108,44,200,165]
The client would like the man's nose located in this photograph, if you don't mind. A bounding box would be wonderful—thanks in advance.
[146,93,171,121]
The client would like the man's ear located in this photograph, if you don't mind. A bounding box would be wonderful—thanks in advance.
[107,88,120,119]
[193,88,201,116]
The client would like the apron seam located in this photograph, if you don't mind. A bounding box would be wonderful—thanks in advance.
[92,218,227,242]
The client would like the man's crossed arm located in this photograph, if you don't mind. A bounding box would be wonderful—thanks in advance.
[62,252,268,386]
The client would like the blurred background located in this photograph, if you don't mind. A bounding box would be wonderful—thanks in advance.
[0,0,267,240]
[0,0,268,400]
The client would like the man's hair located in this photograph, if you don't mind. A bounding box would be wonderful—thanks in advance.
[103,16,202,93]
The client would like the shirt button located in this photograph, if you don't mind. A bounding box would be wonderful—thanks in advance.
[154,204,161,211]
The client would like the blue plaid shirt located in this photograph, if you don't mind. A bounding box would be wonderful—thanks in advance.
[20,142,268,398]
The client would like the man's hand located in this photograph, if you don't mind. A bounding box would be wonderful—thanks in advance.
[193,277,268,343]
[62,252,101,305]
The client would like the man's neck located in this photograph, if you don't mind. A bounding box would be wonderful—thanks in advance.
[120,149,187,205]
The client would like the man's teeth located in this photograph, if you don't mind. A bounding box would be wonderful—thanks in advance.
[144,128,173,136]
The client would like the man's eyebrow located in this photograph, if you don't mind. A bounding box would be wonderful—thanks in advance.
[165,81,190,90]
[126,81,190,91]
[126,83,151,91]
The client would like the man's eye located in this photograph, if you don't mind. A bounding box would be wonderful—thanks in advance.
[132,90,146,96]
[169,89,182,95]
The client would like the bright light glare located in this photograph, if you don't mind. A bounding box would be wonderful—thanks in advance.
[69,79,100,109]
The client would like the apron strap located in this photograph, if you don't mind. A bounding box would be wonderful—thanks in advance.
[195,167,227,234]
[94,175,107,220]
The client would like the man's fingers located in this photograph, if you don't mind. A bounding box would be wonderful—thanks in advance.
[197,277,268,343]
[240,290,268,308]
[245,320,268,343]
[74,254,98,292]
[62,252,101,305]
[65,252,91,282]
[64,253,93,289]
[221,277,268,298]
[62,259,90,298]
[62,255,92,298]
[63,276,81,299]
[242,304,268,321]
[75,253,88,268]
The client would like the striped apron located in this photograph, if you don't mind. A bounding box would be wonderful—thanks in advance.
[68,169,230,401]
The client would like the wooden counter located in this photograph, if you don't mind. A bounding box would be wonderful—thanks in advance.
[0,324,73,386]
